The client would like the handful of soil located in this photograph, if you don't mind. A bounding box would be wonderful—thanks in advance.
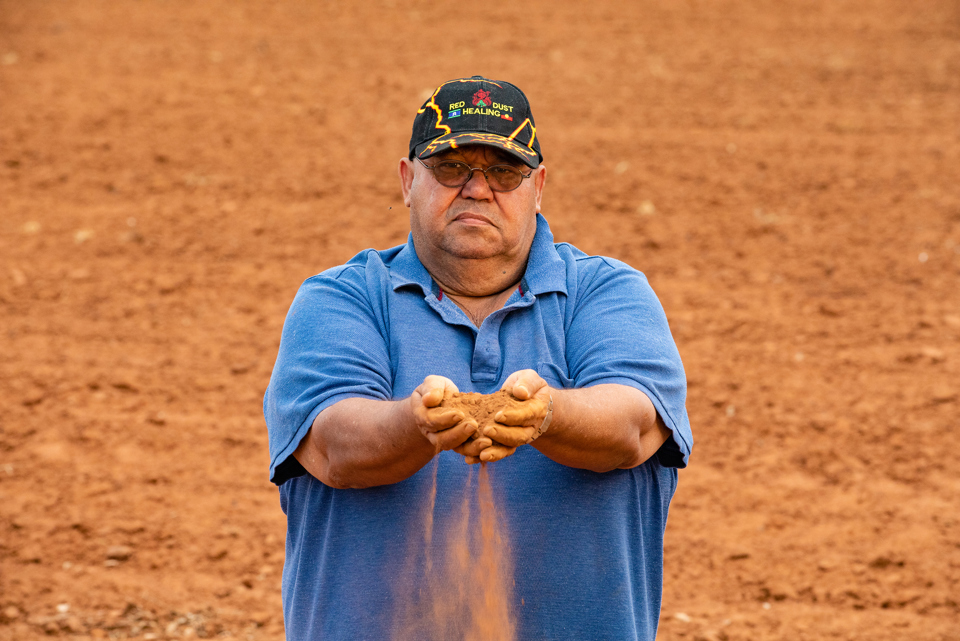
[440,390,526,439]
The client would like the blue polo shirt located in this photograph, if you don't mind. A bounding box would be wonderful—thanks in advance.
[264,214,692,641]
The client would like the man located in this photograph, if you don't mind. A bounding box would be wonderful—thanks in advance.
[265,76,692,640]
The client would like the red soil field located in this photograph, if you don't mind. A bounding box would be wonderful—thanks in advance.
[2,0,958,639]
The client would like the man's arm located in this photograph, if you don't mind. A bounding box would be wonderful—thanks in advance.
[534,383,671,471]
[470,370,671,473]
[293,376,479,489]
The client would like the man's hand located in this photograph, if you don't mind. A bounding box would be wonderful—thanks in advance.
[461,369,552,464]
[410,375,479,452]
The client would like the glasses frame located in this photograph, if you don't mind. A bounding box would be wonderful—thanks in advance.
[416,156,533,193]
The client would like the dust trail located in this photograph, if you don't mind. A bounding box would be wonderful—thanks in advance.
[423,457,438,576]
[392,458,439,641]
[466,463,516,641]
[392,460,516,641]
[433,464,474,639]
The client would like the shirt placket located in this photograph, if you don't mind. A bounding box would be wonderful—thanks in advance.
[425,282,536,383]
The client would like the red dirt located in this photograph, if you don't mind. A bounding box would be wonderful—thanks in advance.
[441,390,526,435]
[2,0,959,639]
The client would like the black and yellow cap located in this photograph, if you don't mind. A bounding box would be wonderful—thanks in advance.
[409,76,542,168]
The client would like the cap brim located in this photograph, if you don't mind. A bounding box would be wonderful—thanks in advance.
[415,132,541,168]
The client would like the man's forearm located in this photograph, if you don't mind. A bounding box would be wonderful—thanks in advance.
[532,384,671,473]
[293,397,436,489]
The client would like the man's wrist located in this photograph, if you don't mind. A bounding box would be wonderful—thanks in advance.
[532,395,553,441]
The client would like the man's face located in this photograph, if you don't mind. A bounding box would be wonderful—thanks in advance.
[399,145,546,263]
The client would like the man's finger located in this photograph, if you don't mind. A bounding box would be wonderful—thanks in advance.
[423,408,466,431]
[482,424,536,448]
[421,386,445,407]
[499,370,523,393]
[429,419,477,451]
[420,375,459,407]
[479,444,518,463]
[494,401,547,426]
[501,369,547,401]
[454,435,491,458]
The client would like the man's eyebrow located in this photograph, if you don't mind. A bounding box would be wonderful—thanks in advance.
[441,152,520,166]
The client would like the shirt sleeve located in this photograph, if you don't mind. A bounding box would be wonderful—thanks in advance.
[263,264,393,484]
[565,257,692,467]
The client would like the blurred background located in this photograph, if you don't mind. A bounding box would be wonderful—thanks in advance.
[1,0,958,639]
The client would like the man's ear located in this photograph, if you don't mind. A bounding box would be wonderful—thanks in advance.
[398,157,415,207]
[533,164,547,213]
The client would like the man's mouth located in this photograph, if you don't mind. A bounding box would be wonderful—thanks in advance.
[452,212,494,226]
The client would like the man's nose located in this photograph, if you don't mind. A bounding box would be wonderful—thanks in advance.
[459,167,495,199]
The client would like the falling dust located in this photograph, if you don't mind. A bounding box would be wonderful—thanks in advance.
[393,460,516,641]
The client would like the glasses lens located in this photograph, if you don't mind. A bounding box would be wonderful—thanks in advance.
[486,165,523,192]
[432,161,471,187]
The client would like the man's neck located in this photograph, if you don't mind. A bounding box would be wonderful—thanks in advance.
[421,254,527,327]
[427,255,526,299]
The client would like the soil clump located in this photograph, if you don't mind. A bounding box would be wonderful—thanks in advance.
[440,390,526,437]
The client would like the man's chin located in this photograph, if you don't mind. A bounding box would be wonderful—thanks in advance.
[442,239,504,261]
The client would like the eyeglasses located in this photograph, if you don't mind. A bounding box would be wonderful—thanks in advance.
[417,157,533,193]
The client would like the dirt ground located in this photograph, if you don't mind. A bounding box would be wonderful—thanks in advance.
[2,0,959,639]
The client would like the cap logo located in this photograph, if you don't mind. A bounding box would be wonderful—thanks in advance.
[472,89,492,108]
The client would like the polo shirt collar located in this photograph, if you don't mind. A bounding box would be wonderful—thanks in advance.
[524,213,568,296]
[388,236,434,294]
[388,213,568,297]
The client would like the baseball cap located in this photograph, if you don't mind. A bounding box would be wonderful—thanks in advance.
[409,76,543,168]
